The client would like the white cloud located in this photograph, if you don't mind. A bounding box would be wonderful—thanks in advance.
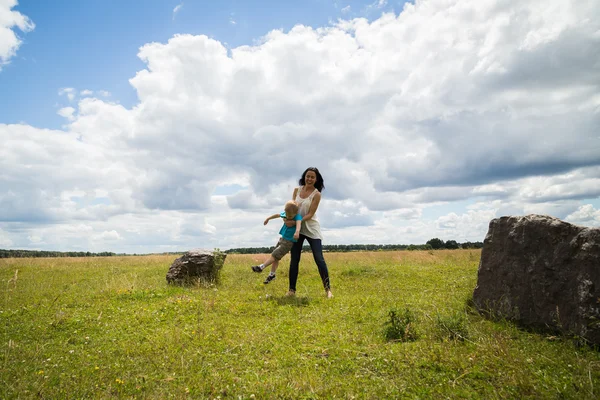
[0,0,34,70]
[93,230,122,241]
[80,89,93,96]
[1,0,599,252]
[227,190,270,210]
[0,228,13,247]
[341,6,351,14]
[566,205,600,227]
[27,234,43,244]
[173,3,183,20]
[365,0,387,13]
[58,87,76,101]
[436,210,496,238]
[57,106,76,121]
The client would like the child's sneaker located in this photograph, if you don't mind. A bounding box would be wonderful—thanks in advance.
[263,274,276,284]
[251,265,262,273]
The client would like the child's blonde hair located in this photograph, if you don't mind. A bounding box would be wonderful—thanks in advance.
[284,200,299,216]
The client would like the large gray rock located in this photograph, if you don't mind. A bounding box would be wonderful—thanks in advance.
[472,215,600,345]
[166,249,226,285]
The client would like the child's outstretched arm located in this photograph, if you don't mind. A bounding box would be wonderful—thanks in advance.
[264,214,280,225]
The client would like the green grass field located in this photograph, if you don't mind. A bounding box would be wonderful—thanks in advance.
[2,250,599,399]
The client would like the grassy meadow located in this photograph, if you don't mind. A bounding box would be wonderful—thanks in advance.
[1,250,599,399]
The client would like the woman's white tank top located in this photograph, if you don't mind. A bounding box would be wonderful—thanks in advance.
[294,186,323,240]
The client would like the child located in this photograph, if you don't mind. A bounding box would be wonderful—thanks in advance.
[252,200,302,284]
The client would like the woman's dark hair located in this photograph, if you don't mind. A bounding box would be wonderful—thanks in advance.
[299,167,325,192]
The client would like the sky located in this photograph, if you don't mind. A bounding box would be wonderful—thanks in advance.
[1,0,599,254]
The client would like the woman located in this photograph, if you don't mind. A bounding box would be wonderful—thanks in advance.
[286,167,333,298]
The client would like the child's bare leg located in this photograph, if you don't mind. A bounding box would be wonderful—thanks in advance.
[262,256,275,270]
[264,258,279,284]
[269,259,279,274]
[252,256,275,273]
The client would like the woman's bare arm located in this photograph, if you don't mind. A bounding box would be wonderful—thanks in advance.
[302,191,321,221]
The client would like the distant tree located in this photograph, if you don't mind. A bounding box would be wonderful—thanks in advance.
[462,241,485,249]
[444,240,459,249]
[426,238,445,249]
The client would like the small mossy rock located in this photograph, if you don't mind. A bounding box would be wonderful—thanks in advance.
[166,249,226,285]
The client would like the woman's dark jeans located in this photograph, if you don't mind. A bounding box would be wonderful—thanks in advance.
[289,234,331,292]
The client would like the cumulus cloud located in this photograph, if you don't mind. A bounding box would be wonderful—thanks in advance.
[0,228,13,247]
[1,0,599,252]
[0,0,34,69]
[364,0,388,14]
[319,200,374,229]
[173,3,183,20]
[226,190,269,210]
[0,121,139,226]
[566,205,600,227]
[93,230,122,241]
[58,87,76,101]
[434,209,498,241]
[57,106,76,121]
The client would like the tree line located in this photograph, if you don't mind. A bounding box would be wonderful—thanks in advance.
[0,239,483,258]
[0,250,118,258]
[226,239,483,254]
